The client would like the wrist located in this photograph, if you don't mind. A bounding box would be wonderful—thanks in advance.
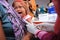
[35,30,41,35]
[37,31,48,39]
[36,31,40,35]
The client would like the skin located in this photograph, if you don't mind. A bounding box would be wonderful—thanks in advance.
[13,2,32,23]
[13,2,26,18]
[0,21,6,40]
[0,0,8,40]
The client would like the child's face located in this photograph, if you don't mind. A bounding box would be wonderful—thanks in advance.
[14,2,26,17]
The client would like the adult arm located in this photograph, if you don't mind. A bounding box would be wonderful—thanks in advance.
[0,21,6,40]
[0,8,6,40]
[26,21,55,40]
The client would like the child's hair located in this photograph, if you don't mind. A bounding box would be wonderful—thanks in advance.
[12,2,15,7]
[12,1,26,9]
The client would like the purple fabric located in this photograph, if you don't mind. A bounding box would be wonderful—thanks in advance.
[0,0,25,40]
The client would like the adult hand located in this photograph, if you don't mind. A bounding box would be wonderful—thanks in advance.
[35,23,54,31]
[25,20,40,34]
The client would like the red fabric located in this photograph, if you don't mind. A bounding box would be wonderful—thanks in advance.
[52,0,60,34]
[54,17,60,34]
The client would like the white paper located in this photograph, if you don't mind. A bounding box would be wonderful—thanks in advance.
[39,14,57,22]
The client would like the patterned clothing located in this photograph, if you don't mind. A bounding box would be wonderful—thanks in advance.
[0,0,26,40]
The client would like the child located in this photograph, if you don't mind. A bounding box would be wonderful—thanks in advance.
[12,0,34,40]
[12,0,33,23]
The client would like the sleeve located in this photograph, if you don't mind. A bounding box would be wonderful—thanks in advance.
[0,4,6,21]
[37,31,56,40]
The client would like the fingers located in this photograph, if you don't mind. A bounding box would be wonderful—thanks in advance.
[39,23,54,26]
[23,19,34,25]
[23,19,30,24]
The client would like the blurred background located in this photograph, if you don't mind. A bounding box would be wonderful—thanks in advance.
[8,0,49,7]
